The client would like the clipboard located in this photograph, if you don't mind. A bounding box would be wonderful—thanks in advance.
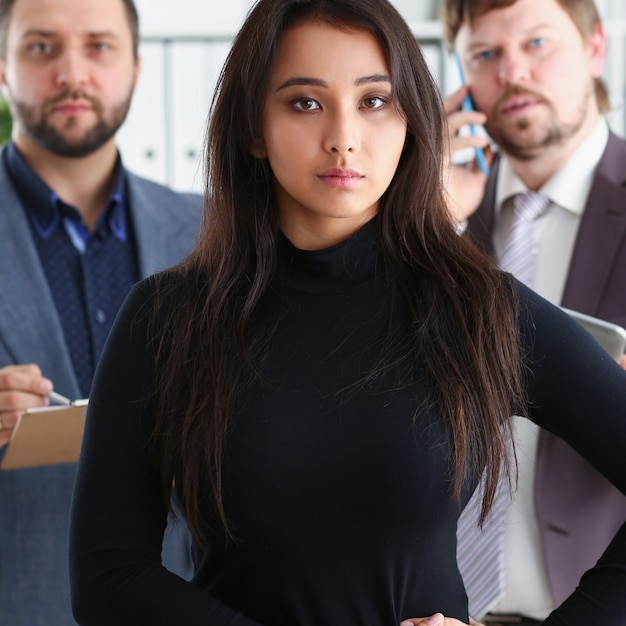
[1,400,88,470]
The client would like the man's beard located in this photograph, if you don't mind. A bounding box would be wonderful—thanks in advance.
[485,84,591,161]
[10,88,133,158]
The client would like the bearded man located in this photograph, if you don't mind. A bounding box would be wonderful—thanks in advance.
[0,0,201,623]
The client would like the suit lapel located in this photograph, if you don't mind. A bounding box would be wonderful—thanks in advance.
[0,161,197,398]
[561,133,626,314]
[466,155,501,256]
[126,172,198,278]
[0,155,80,397]
[536,133,626,602]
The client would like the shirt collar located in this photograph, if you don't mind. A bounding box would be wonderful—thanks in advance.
[4,140,128,243]
[495,118,609,217]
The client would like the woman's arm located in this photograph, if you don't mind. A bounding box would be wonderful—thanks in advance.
[517,282,626,624]
[69,279,264,626]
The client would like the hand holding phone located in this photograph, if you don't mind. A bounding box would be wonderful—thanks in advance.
[450,50,490,176]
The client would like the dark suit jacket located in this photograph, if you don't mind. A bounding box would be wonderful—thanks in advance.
[467,131,626,605]
[0,148,202,625]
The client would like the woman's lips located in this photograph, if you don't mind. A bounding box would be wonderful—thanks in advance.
[318,168,364,187]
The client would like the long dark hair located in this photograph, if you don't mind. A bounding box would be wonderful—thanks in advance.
[152,0,525,543]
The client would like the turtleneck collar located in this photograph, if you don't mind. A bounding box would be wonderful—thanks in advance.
[278,218,384,295]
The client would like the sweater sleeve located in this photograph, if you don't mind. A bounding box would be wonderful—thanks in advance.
[516,281,626,625]
[69,278,265,626]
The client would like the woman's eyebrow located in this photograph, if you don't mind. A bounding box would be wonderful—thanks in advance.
[355,73,391,85]
[276,77,328,91]
[276,73,391,92]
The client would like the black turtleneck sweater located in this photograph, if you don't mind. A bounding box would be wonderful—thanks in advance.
[70,220,626,626]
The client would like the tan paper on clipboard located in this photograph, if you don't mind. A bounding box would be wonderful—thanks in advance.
[1,401,88,470]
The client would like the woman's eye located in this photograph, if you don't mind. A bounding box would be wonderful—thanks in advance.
[361,96,386,110]
[529,37,546,48]
[292,98,321,112]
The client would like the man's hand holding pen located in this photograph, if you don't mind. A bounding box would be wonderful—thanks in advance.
[0,364,53,447]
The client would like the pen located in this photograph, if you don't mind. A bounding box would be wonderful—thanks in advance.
[48,390,72,406]
[451,50,490,177]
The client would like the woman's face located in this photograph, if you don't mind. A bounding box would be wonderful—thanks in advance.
[253,19,407,250]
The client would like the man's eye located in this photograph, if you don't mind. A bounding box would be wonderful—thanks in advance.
[30,42,53,54]
[476,49,495,62]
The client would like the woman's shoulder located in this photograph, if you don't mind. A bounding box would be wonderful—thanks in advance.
[509,276,564,326]
[510,276,612,363]
[116,269,188,334]
[132,268,188,304]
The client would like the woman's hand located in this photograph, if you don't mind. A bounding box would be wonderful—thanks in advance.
[401,614,484,626]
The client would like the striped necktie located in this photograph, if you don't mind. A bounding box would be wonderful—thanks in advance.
[457,192,549,619]
[498,191,550,286]
[457,479,508,620]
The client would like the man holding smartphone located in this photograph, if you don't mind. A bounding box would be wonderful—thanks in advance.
[441,0,626,624]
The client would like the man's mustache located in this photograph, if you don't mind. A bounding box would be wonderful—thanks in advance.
[494,85,549,116]
[44,88,99,109]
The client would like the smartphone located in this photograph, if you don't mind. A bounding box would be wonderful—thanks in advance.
[562,307,626,362]
[450,50,490,176]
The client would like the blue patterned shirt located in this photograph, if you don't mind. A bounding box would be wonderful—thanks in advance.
[4,141,139,397]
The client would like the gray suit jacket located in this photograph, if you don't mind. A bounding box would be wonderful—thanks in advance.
[0,149,202,625]
[467,132,626,606]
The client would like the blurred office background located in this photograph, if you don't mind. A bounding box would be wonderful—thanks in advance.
[1,0,625,192]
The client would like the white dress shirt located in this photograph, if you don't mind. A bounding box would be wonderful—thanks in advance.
[490,118,609,620]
